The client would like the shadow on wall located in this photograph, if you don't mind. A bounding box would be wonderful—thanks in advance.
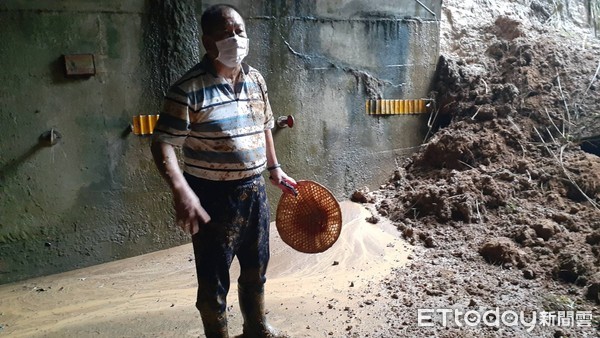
[0,130,62,183]
[0,143,44,183]
[50,56,71,85]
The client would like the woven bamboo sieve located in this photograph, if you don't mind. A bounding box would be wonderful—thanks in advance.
[275,180,342,253]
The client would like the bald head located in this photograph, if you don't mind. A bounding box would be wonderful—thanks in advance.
[201,4,245,37]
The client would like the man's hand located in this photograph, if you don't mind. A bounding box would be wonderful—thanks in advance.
[268,168,298,196]
[151,141,211,235]
[172,186,211,235]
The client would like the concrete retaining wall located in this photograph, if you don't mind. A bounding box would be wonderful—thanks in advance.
[0,0,441,284]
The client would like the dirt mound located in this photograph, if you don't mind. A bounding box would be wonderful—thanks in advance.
[371,0,600,286]
[479,237,527,267]
[350,1,600,336]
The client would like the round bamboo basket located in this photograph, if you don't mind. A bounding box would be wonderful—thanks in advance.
[275,180,342,253]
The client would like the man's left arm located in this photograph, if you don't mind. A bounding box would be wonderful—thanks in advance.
[265,129,297,195]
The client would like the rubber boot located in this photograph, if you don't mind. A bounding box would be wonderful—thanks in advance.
[199,306,229,338]
[237,285,289,338]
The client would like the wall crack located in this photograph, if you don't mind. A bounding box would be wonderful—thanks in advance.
[279,31,405,99]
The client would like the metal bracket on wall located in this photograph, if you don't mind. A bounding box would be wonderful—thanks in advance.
[39,129,62,146]
[63,54,96,77]
[366,99,430,115]
[131,115,159,135]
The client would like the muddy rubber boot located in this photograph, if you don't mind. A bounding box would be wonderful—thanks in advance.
[199,307,229,338]
[237,285,289,338]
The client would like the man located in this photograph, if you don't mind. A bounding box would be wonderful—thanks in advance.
[150,4,296,338]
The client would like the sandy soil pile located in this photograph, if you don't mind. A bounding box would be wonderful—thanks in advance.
[0,202,411,338]
[349,1,600,337]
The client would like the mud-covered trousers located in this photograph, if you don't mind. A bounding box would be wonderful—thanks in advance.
[185,173,271,315]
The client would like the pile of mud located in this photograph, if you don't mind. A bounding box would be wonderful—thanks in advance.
[343,2,600,336]
[352,9,600,330]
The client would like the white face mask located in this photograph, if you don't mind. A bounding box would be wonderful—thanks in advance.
[215,35,249,68]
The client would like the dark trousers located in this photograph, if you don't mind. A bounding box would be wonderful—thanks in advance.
[185,173,271,315]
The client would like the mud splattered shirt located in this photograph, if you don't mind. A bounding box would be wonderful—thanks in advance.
[153,55,274,181]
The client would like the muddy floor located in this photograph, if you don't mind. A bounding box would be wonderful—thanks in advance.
[0,202,410,337]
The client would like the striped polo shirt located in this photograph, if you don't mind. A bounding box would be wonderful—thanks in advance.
[153,55,274,181]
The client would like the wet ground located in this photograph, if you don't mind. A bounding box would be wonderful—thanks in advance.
[0,201,409,337]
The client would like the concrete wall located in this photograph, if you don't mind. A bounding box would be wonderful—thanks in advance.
[213,0,441,207]
[0,0,440,284]
[0,0,204,284]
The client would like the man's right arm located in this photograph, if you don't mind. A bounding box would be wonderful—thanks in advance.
[151,140,211,235]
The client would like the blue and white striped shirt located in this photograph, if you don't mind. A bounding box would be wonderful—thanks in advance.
[153,55,274,181]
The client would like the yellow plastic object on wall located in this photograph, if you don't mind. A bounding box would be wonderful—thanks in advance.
[132,115,159,135]
[366,99,428,115]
